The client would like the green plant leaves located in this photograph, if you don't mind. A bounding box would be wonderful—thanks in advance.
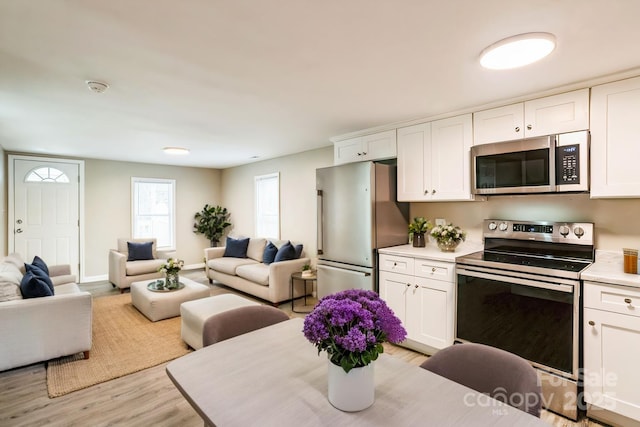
[193,204,232,245]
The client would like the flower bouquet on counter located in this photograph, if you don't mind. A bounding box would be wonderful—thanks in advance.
[430,223,466,252]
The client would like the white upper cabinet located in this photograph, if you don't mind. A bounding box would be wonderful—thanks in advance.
[333,129,396,165]
[397,114,473,202]
[590,76,640,198]
[473,88,590,145]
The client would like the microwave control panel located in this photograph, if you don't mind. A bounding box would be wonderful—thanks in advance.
[556,144,580,184]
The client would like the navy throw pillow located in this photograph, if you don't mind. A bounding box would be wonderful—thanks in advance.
[20,270,54,298]
[223,237,250,258]
[32,255,49,276]
[25,261,55,295]
[294,244,303,259]
[274,241,296,263]
[263,242,278,265]
[127,241,154,261]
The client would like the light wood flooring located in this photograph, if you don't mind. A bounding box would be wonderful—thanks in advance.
[0,269,605,426]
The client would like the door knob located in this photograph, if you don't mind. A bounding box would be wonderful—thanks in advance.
[16,228,23,233]
[17,219,23,224]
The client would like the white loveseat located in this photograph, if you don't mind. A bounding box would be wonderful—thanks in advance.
[0,253,92,372]
[205,238,310,305]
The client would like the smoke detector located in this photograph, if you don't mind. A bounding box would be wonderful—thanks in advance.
[86,80,109,93]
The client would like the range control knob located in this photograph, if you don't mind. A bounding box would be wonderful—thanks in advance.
[559,225,570,237]
[488,222,497,231]
[499,222,508,231]
[574,226,585,238]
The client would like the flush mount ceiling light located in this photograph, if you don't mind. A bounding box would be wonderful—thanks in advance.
[480,32,556,70]
[163,147,190,155]
[86,80,109,93]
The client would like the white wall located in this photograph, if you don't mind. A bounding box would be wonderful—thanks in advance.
[84,159,221,279]
[221,147,333,264]
[0,145,5,256]
[411,193,640,251]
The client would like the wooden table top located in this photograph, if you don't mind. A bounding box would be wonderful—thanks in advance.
[166,318,548,427]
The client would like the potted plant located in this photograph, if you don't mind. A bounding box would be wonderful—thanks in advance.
[301,263,313,277]
[430,223,466,252]
[193,204,232,247]
[303,289,406,411]
[408,217,432,247]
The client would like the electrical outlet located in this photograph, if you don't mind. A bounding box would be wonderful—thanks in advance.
[435,218,446,226]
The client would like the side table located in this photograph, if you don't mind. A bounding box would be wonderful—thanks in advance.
[290,271,316,313]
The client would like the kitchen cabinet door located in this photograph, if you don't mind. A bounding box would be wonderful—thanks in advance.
[378,270,409,326]
[406,276,454,350]
[473,103,524,145]
[524,88,589,137]
[590,76,640,198]
[397,123,431,201]
[430,113,474,201]
[333,130,397,165]
[472,89,589,145]
[333,137,364,165]
[584,307,640,422]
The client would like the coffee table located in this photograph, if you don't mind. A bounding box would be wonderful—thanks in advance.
[131,276,210,322]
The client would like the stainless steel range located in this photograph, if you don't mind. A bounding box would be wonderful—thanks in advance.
[455,219,595,421]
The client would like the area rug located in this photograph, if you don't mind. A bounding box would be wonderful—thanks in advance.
[46,292,191,397]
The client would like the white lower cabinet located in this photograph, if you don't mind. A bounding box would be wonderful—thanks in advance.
[379,254,454,353]
[584,281,640,425]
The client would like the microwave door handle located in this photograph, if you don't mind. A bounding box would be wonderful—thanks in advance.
[549,135,557,191]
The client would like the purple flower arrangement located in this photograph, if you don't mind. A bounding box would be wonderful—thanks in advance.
[303,289,407,373]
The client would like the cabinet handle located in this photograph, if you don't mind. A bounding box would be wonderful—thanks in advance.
[588,320,595,326]
[414,284,419,289]
[357,152,362,156]
[406,283,411,287]
[362,151,367,155]
[431,189,436,195]
[431,267,436,272]
[393,262,397,267]
[527,124,532,130]
[625,298,633,305]
[424,189,429,195]
[515,126,520,132]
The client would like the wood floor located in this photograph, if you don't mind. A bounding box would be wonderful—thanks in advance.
[0,270,605,426]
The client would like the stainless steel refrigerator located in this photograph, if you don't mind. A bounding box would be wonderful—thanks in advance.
[316,161,409,298]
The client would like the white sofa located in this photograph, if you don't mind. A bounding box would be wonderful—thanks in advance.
[205,238,310,305]
[0,254,92,372]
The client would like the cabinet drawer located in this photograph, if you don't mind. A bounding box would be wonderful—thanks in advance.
[414,258,454,282]
[584,282,640,317]
[378,254,414,275]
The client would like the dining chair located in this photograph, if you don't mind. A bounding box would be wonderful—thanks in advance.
[202,305,289,347]
[419,343,542,417]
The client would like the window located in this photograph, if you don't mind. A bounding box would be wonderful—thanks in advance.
[131,177,175,249]
[255,173,279,239]
[25,167,70,183]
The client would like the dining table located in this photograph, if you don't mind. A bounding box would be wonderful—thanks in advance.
[166,318,549,426]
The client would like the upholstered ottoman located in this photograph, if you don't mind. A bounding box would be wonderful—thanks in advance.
[180,294,260,350]
[131,277,210,322]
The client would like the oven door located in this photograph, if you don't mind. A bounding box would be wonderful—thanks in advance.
[471,135,555,194]
[456,266,580,380]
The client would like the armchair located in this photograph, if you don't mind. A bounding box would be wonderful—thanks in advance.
[108,238,174,292]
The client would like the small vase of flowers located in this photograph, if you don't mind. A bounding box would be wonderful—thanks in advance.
[158,258,184,289]
[408,217,432,248]
[303,289,406,411]
[430,223,466,252]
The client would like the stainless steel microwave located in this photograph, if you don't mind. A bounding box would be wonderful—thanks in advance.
[471,130,589,195]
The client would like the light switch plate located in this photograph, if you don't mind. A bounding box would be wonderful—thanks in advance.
[435,218,446,226]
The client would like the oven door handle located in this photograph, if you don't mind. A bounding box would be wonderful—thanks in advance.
[457,268,574,293]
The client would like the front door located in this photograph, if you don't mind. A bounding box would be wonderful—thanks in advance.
[10,156,81,277]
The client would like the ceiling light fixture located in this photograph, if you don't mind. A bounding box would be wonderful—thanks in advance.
[86,80,109,93]
[163,147,190,155]
[480,32,556,70]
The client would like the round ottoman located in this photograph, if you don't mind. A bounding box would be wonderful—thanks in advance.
[180,294,260,350]
[131,277,210,322]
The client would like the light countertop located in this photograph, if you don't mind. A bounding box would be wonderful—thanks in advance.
[582,250,640,289]
[378,240,483,262]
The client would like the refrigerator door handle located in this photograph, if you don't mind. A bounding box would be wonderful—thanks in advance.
[317,189,323,255]
[318,264,371,277]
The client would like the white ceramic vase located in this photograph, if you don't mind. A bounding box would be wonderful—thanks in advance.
[327,360,375,412]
